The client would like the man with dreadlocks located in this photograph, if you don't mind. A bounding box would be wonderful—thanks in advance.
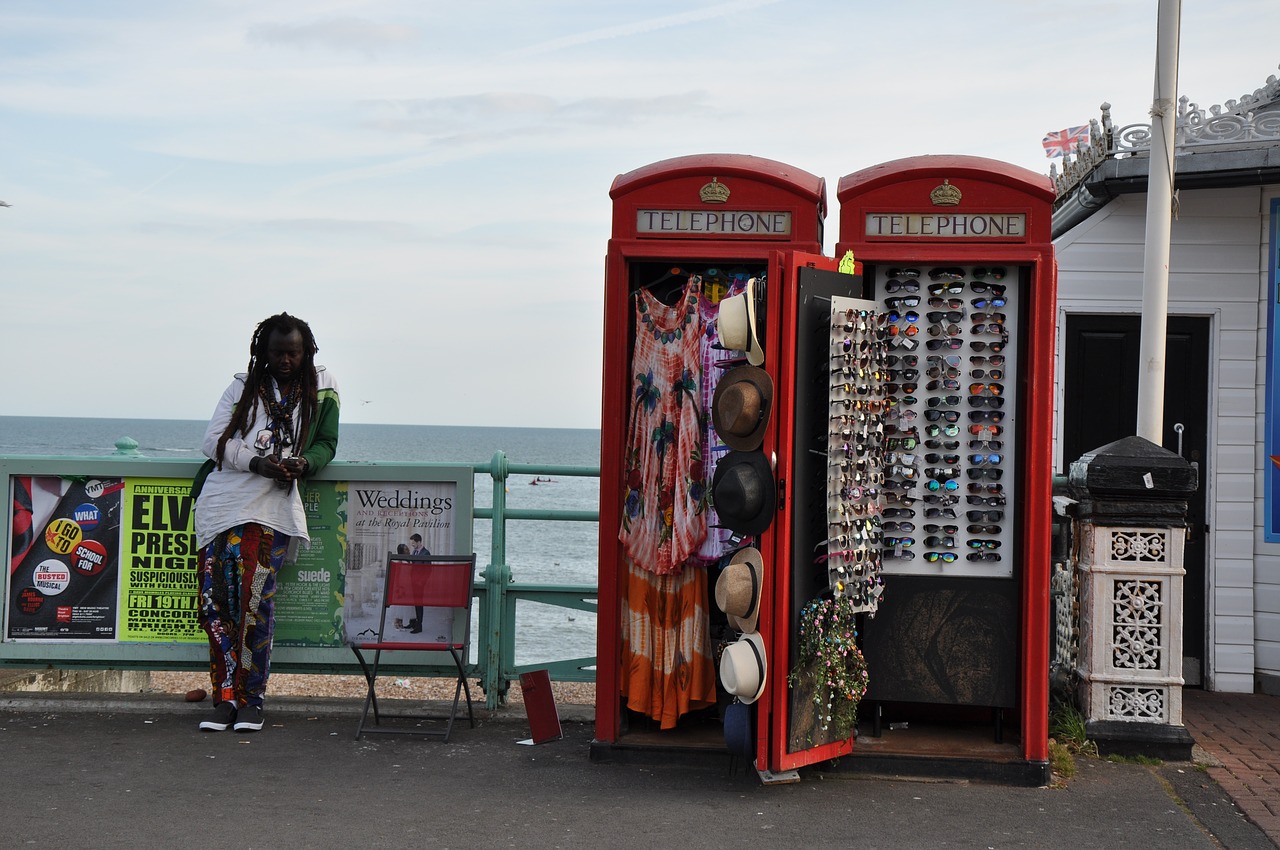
[190,312,340,732]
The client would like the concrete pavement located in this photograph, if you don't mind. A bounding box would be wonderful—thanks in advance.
[0,689,1276,849]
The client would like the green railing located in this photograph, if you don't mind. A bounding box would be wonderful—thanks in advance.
[0,444,600,712]
[473,452,599,708]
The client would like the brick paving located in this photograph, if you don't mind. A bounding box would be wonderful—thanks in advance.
[1183,689,1280,846]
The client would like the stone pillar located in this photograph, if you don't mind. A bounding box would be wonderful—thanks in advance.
[1069,436,1197,759]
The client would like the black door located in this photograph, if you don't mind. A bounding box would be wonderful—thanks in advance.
[1062,315,1209,685]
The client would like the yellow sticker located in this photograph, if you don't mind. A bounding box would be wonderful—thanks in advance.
[45,517,83,555]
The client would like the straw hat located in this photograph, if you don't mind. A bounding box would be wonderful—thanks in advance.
[717,277,764,366]
[715,547,764,633]
[711,366,773,451]
[711,450,776,536]
[719,631,767,704]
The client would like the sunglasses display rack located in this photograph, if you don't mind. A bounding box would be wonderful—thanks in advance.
[825,296,887,614]
[873,265,1018,579]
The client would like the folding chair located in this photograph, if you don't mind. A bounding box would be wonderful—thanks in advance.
[351,553,477,741]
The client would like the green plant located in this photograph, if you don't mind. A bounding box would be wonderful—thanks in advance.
[788,595,869,740]
[1049,697,1096,755]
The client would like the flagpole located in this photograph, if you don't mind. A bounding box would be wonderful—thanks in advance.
[1135,0,1181,443]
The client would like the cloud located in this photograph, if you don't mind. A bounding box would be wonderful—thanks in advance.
[508,0,784,56]
[247,16,420,56]
[364,91,712,137]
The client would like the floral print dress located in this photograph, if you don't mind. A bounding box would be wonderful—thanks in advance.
[619,276,708,573]
[618,276,716,728]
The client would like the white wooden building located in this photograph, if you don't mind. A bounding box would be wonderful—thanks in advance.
[1051,66,1280,694]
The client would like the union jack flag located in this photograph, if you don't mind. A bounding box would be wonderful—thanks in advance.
[1042,125,1090,158]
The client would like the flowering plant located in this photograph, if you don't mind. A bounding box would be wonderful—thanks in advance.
[788,595,869,740]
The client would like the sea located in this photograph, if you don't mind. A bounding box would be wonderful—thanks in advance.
[0,416,602,668]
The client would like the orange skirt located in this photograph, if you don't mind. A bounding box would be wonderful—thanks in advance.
[619,555,716,730]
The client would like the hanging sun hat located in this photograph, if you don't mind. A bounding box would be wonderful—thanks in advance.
[711,365,773,451]
[719,631,767,704]
[716,277,764,366]
[711,450,776,536]
[714,546,764,633]
[723,700,755,760]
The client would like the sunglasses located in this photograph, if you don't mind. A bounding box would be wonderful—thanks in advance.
[967,539,1002,549]
[924,551,958,563]
[972,312,1006,324]
[971,296,1007,309]
[886,437,918,450]
[883,383,917,394]
[886,295,921,308]
[927,311,966,324]
[967,510,1004,522]
[927,395,961,408]
[924,535,956,548]
[928,323,963,338]
[969,410,1005,422]
[968,423,1004,436]
[923,507,957,519]
[886,354,919,367]
[967,468,1004,480]
[927,338,964,351]
[924,453,960,464]
[882,507,913,518]
[967,524,1002,534]
[884,279,920,293]
[972,267,1006,281]
[924,438,960,450]
[926,365,961,379]
[967,495,1007,506]
[970,281,1007,293]
[969,340,1005,352]
[928,267,965,282]
[928,282,966,296]
[968,482,1004,494]
[923,523,959,533]
[884,536,915,548]
[924,410,961,423]
[972,323,1006,335]
[888,368,919,381]
[881,521,915,533]
[928,297,965,309]
[969,453,1003,465]
[969,397,1005,410]
[924,422,960,436]
[968,382,1003,396]
[925,478,959,492]
[969,440,1003,451]
[967,552,1003,562]
[925,466,961,479]
[888,268,921,279]
[969,368,1004,380]
[923,492,959,505]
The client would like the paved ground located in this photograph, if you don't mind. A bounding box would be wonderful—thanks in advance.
[1183,688,1280,846]
[0,688,1276,849]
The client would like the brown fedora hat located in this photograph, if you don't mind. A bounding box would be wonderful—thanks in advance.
[711,366,773,452]
[715,546,764,633]
[711,450,776,536]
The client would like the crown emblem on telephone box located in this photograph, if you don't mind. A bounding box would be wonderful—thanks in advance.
[699,178,731,204]
[930,179,962,207]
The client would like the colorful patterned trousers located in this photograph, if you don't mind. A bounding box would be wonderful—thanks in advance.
[197,523,288,707]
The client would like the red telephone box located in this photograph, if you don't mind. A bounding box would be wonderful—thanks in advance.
[835,155,1056,780]
[592,154,864,775]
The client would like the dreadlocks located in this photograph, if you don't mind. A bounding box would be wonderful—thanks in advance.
[214,313,320,468]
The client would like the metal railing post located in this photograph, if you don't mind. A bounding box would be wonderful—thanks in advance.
[483,451,512,708]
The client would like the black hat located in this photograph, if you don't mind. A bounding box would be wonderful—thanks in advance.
[711,450,776,536]
[712,366,773,451]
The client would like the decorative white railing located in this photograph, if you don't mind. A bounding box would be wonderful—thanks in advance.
[1052,66,1280,199]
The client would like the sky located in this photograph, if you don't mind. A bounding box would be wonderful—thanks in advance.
[2,1,1278,429]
